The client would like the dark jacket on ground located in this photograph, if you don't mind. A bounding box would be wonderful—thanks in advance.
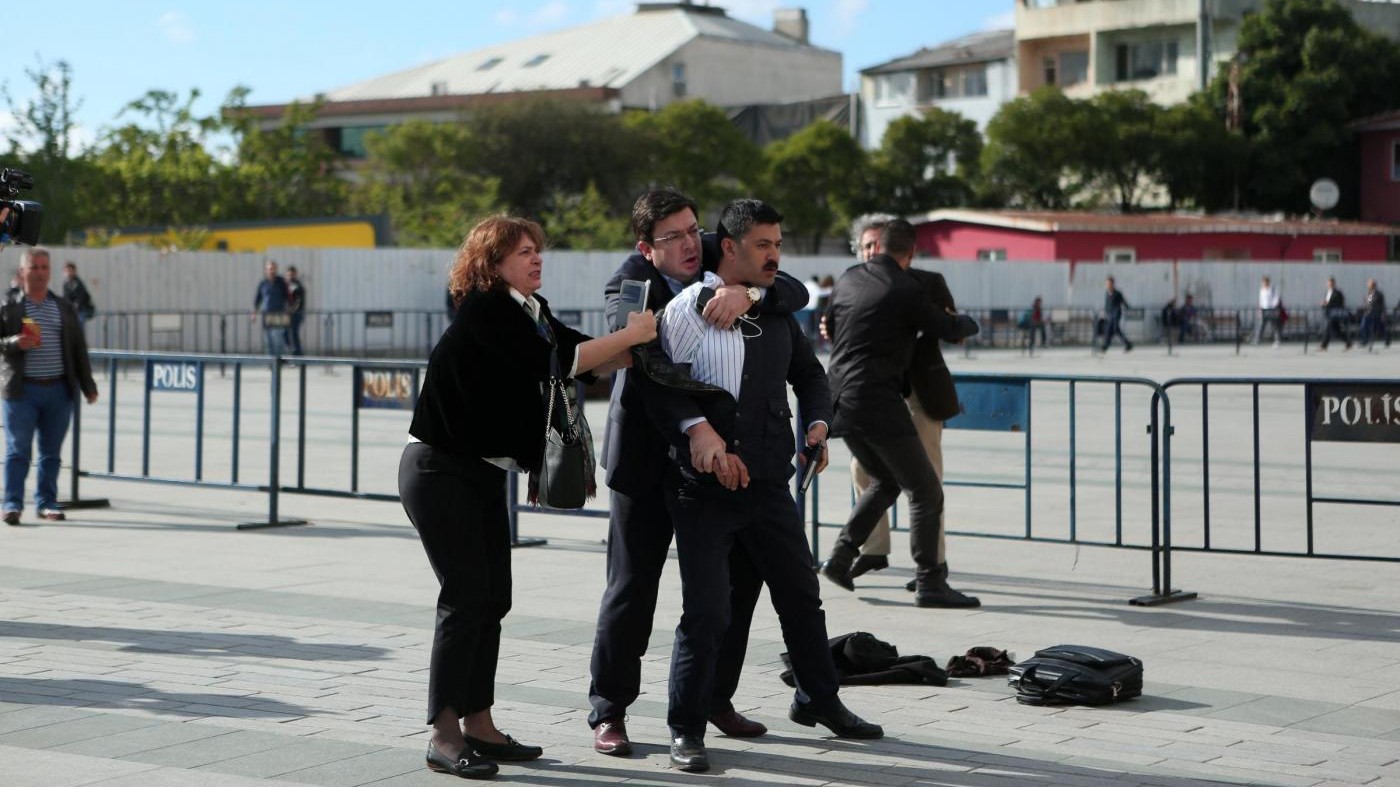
[600,234,807,497]
[0,291,98,401]
[905,268,960,422]
[825,255,968,440]
[409,288,590,472]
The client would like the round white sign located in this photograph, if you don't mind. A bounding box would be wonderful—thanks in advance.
[1310,178,1340,211]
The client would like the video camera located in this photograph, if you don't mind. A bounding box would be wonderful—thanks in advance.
[0,168,42,246]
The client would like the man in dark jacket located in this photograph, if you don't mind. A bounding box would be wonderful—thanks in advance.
[654,199,881,772]
[818,219,978,608]
[1320,276,1351,351]
[61,262,96,326]
[587,188,808,756]
[1360,278,1388,349]
[1,247,98,525]
[1101,276,1133,352]
[843,215,975,608]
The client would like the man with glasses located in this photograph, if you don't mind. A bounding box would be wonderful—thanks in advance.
[587,188,808,757]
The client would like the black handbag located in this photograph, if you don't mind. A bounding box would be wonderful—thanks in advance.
[1008,644,1142,706]
[534,376,593,510]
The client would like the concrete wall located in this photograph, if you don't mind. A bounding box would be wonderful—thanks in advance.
[35,245,1400,319]
[622,36,841,110]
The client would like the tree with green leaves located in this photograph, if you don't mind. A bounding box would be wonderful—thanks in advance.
[1,58,92,243]
[81,89,229,229]
[624,100,762,212]
[353,119,500,248]
[542,182,631,250]
[222,88,348,220]
[1207,0,1400,213]
[981,87,1095,209]
[1155,96,1246,211]
[862,107,981,217]
[1082,89,1164,212]
[760,120,866,252]
[469,99,643,219]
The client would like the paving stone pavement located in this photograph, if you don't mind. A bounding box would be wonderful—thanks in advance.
[0,344,1397,786]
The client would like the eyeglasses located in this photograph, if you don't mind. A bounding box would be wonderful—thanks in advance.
[652,226,703,247]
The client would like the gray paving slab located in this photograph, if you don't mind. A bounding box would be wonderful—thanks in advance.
[0,346,1397,784]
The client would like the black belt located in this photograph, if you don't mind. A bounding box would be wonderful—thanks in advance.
[25,376,65,385]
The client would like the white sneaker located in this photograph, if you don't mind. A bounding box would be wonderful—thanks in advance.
[1272,340,1280,348]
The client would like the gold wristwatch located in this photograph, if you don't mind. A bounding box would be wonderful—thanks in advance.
[745,286,761,305]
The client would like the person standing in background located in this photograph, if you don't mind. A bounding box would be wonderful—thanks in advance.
[61,263,96,328]
[284,265,306,356]
[251,260,290,356]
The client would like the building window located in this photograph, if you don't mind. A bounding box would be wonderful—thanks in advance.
[1392,139,1400,181]
[672,62,687,97]
[523,53,550,68]
[1116,40,1178,81]
[875,73,913,107]
[336,125,389,159]
[924,65,988,101]
[1060,51,1089,87]
[1043,56,1057,87]
[430,81,448,96]
[976,248,1008,261]
[1104,247,1136,264]
[477,56,503,71]
[1314,249,1343,263]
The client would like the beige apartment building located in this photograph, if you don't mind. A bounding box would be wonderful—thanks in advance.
[1016,0,1400,105]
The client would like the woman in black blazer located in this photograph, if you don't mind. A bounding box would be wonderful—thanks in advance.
[401,216,655,779]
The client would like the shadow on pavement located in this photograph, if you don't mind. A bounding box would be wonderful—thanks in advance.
[0,676,311,720]
[0,620,390,661]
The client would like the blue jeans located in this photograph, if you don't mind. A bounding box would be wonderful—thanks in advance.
[263,328,286,356]
[3,382,75,512]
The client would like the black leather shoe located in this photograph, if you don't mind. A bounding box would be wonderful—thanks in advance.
[463,734,542,762]
[708,708,766,737]
[915,585,981,608]
[848,555,889,579]
[3,511,19,526]
[669,735,709,772]
[426,742,498,779]
[789,699,883,739]
[818,559,855,591]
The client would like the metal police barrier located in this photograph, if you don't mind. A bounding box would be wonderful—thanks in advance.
[1158,376,1400,603]
[67,351,564,545]
[800,372,1184,605]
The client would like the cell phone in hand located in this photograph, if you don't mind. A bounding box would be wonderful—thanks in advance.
[614,279,651,331]
[798,442,823,493]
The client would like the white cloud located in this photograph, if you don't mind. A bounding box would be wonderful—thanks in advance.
[983,9,1015,30]
[157,11,195,44]
[591,0,631,18]
[832,0,869,35]
[529,0,571,27]
[494,7,519,26]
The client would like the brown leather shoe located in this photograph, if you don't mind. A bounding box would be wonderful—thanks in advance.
[593,718,632,756]
[708,708,767,738]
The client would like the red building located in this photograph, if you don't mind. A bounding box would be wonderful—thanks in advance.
[1354,110,1400,226]
[912,210,1396,264]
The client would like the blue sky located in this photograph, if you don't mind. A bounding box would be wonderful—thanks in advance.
[10,1,1015,148]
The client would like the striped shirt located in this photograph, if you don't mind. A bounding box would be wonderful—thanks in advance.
[23,294,64,379]
[662,272,745,403]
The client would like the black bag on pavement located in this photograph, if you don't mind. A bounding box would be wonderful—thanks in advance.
[1008,644,1142,706]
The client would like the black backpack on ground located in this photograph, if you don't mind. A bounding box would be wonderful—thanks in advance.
[1008,644,1142,706]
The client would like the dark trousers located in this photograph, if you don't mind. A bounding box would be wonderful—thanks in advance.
[285,312,304,355]
[398,443,511,724]
[1101,313,1130,349]
[1322,312,1351,349]
[837,433,943,580]
[588,486,761,727]
[665,479,840,737]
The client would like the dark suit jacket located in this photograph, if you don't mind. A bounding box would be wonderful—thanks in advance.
[1324,288,1346,310]
[409,288,589,472]
[825,255,967,440]
[906,268,960,423]
[600,235,808,497]
[653,304,832,485]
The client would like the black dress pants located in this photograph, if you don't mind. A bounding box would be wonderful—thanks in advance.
[399,442,511,724]
[587,485,762,726]
[665,478,840,737]
[837,433,944,581]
